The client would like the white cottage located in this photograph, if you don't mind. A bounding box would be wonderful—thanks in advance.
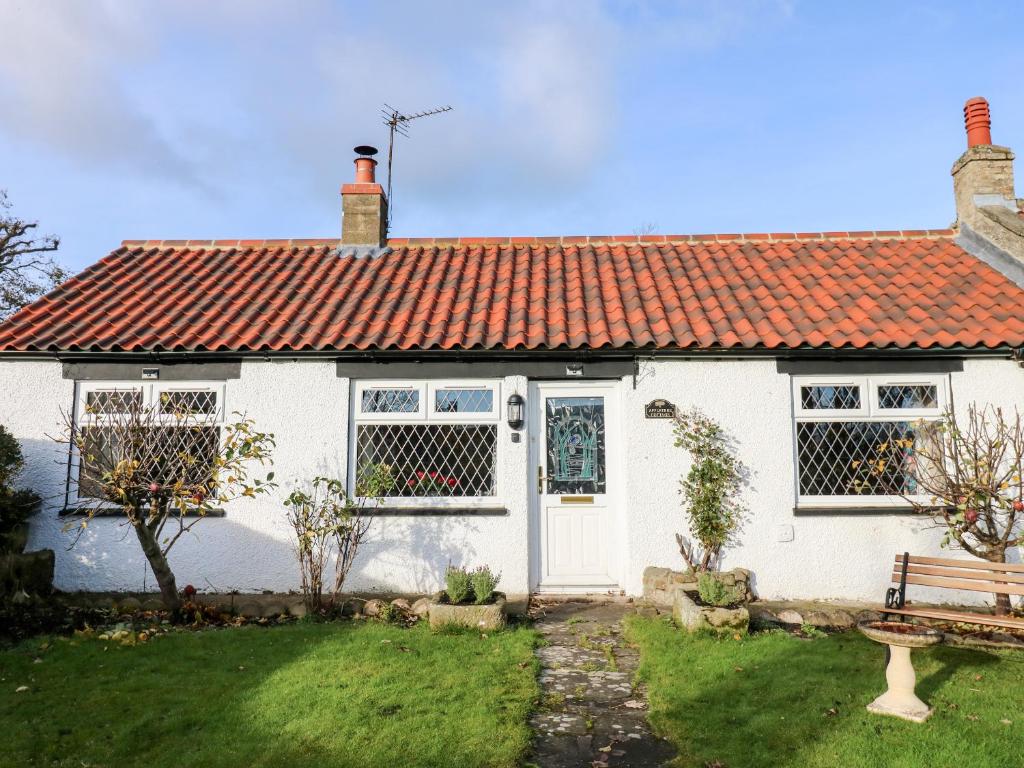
[1,98,1023,604]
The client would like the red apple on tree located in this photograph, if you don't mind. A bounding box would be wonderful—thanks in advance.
[964,509,979,524]
[1013,499,1024,512]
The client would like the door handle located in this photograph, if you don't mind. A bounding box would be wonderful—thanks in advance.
[537,465,546,493]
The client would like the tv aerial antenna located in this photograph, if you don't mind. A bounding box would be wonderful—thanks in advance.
[381,103,453,230]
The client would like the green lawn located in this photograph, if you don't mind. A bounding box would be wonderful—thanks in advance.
[627,616,1024,768]
[0,621,539,768]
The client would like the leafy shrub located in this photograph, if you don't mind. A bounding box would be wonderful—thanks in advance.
[697,573,745,607]
[0,490,40,535]
[469,566,500,605]
[444,565,473,604]
[0,425,24,489]
[375,600,399,624]
[673,409,747,573]
[799,623,827,639]
[0,425,40,548]
[284,466,393,614]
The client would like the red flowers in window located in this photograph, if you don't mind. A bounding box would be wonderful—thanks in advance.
[405,470,459,495]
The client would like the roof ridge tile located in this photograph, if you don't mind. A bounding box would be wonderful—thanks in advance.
[118,229,958,251]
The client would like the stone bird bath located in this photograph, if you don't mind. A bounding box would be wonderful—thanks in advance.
[858,620,944,723]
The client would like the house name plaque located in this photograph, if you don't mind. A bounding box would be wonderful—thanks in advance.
[644,399,677,419]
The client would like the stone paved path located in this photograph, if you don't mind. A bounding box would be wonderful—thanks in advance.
[528,599,676,768]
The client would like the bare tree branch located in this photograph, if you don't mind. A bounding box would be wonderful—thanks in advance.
[903,403,1024,614]
[0,190,64,319]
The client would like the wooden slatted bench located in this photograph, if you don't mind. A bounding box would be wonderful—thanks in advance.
[883,553,1024,631]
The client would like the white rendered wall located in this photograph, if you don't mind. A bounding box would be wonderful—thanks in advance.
[619,357,1024,606]
[2,356,1021,605]
[0,361,529,597]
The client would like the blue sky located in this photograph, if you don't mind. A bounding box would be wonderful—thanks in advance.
[1,1,1022,272]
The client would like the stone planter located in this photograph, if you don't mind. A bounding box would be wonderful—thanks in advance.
[672,589,749,635]
[642,566,753,635]
[642,566,754,608]
[428,593,507,631]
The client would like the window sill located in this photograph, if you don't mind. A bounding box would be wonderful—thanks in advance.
[793,505,930,516]
[59,507,226,518]
[363,506,509,517]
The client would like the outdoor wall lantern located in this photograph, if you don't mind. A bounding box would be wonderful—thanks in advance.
[507,393,525,430]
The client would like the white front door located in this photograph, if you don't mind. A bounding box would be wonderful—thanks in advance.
[530,381,619,589]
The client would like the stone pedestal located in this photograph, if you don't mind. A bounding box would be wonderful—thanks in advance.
[858,621,942,724]
[867,645,932,723]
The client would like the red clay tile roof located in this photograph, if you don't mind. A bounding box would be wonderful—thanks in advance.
[2,231,1024,353]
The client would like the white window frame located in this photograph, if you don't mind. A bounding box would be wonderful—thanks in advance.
[791,373,948,509]
[429,382,501,422]
[793,379,869,418]
[71,381,226,506]
[350,379,502,507]
[353,381,426,422]
[870,378,944,419]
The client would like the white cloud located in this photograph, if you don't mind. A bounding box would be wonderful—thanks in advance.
[0,0,793,218]
[0,0,203,185]
[493,8,617,176]
[273,2,619,215]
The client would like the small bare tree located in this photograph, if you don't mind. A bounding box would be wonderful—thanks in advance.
[1,191,65,319]
[60,399,276,614]
[907,404,1023,615]
[632,221,658,237]
[283,467,394,614]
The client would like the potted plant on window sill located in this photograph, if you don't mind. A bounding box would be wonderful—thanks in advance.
[428,565,506,630]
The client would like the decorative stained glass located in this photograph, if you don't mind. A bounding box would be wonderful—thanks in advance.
[545,397,606,494]
[800,385,861,410]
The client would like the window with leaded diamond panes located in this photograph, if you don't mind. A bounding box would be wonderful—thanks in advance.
[73,382,225,504]
[792,375,947,506]
[351,381,500,500]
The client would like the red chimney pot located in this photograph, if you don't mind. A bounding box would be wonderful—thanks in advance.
[354,156,377,184]
[964,97,992,148]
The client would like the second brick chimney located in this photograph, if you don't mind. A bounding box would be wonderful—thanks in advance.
[341,146,388,246]
[951,97,1024,259]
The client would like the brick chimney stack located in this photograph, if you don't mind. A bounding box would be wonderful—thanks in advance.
[341,146,388,246]
[951,97,1024,259]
